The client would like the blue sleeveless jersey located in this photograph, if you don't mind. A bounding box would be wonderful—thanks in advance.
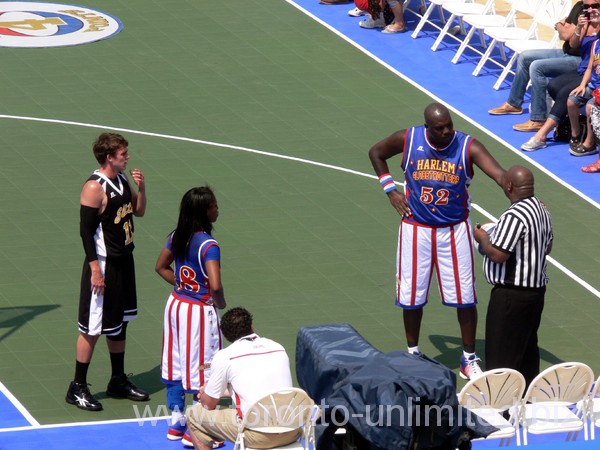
[401,126,474,226]
[166,231,220,302]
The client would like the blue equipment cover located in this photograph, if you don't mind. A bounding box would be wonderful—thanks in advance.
[296,323,496,450]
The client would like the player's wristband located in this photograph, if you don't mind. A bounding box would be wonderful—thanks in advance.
[379,173,397,193]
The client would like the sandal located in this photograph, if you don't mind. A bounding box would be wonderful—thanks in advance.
[582,159,600,173]
[382,23,407,33]
[569,136,581,152]
[570,143,598,157]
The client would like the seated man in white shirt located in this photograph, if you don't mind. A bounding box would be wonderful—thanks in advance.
[186,307,301,450]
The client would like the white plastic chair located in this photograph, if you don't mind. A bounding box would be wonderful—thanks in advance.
[450,0,542,65]
[584,376,600,440]
[234,388,317,450]
[471,0,547,77]
[431,0,496,51]
[458,368,526,446]
[491,0,572,89]
[520,362,594,445]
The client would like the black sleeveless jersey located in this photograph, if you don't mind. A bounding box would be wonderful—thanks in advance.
[89,170,135,257]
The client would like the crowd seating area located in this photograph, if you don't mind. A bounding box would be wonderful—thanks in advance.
[333,0,570,82]
[410,0,572,89]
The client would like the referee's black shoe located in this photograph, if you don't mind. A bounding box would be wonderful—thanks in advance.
[106,374,149,401]
[65,381,103,411]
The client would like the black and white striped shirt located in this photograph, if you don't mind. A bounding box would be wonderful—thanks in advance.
[483,196,553,288]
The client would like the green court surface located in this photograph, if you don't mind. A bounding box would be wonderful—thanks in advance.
[1,0,600,427]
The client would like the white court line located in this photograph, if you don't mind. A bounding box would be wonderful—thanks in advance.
[283,0,600,212]
[0,113,598,300]
[0,4,596,434]
[0,380,40,427]
[0,114,372,179]
[0,415,170,433]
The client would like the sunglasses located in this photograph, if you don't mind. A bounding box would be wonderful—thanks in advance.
[586,3,600,8]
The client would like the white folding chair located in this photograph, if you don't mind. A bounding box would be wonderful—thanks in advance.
[234,388,317,450]
[450,0,541,65]
[520,362,594,445]
[404,0,428,17]
[471,0,546,77]
[458,368,526,446]
[411,0,469,39]
[492,0,572,89]
[431,0,496,51]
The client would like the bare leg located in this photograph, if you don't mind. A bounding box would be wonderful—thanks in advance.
[531,118,558,143]
[582,103,595,147]
[403,308,423,347]
[457,306,477,353]
[384,0,406,31]
[390,2,405,28]
[76,333,100,363]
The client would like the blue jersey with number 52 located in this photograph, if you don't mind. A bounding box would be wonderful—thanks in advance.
[401,126,474,226]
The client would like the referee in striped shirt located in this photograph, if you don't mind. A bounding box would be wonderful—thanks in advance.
[474,165,553,386]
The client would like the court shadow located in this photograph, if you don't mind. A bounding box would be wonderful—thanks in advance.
[117,366,233,405]
[428,334,484,369]
[428,334,564,369]
[130,365,163,397]
[92,365,163,401]
[539,348,564,366]
[0,305,60,342]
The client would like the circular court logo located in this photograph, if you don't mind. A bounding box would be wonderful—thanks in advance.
[0,2,122,48]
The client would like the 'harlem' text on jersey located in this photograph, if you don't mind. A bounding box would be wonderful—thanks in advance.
[401,126,474,226]
[90,170,135,257]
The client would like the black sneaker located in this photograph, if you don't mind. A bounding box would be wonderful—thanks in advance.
[65,381,103,411]
[106,374,149,401]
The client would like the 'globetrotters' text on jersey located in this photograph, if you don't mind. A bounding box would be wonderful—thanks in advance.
[401,126,474,226]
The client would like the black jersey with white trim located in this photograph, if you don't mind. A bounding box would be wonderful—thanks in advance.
[89,170,135,257]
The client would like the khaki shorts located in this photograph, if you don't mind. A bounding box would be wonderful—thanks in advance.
[186,406,301,448]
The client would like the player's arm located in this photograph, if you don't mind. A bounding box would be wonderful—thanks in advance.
[80,181,106,295]
[470,140,506,187]
[198,354,227,410]
[198,385,220,411]
[155,247,176,285]
[128,168,147,217]
[368,130,412,217]
[206,259,226,309]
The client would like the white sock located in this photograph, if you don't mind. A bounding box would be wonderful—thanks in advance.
[171,410,186,427]
[408,346,420,354]
[463,350,476,359]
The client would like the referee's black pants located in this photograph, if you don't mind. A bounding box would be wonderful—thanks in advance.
[485,285,545,388]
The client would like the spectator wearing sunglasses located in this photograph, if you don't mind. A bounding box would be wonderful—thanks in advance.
[521,2,600,151]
